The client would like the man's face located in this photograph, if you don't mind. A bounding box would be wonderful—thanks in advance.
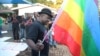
[39,14,51,25]
[12,14,16,17]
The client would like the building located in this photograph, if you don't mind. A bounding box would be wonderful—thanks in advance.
[11,3,57,16]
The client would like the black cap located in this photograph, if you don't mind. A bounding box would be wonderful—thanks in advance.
[39,8,53,18]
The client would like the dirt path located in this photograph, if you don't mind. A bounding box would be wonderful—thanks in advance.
[17,45,72,56]
[49,45,72,56]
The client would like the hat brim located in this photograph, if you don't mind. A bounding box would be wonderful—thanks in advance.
[38,12,53,18]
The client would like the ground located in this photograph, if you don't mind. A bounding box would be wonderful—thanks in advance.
[17,45,72,56]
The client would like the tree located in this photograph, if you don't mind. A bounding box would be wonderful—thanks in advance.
[13,4,18,7]
[0,4,9,9]
[27,0,63,10]
[54,0,63,9]
[0,4,4,9]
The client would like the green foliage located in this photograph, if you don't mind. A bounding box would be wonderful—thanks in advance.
[12,4,18,7]
[0,4,9,9]
[0,4,4,9]
[28,0,36,3]
[55,0,63,9]
[27,0,63,10]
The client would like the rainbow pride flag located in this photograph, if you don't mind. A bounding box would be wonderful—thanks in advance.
[53,0,100,56]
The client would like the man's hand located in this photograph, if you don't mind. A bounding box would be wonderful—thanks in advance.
[26,39,44,52]
[36,40,44,51]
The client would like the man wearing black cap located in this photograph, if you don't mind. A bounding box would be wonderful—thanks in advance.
[26,8,53,56]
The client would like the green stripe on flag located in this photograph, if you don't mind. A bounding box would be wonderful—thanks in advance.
[75,0,86,12]
[82,23,100,56]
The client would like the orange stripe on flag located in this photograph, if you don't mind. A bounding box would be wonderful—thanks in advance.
[55,11,82,46]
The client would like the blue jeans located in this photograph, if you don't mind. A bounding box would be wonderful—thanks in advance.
[0,26,2,37]
[8,23,12,31]
[49,31,57,46]
[20,28,25,39]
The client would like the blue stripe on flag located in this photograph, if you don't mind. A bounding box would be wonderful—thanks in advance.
[85,0,100,52]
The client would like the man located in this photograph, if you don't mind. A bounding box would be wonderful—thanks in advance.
[26,8,53,56]
[11,14,20,42]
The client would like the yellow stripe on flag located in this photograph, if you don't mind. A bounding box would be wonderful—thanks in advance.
[63,0,84,30]
[80,47,86,56]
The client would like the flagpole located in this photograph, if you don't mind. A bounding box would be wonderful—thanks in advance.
[38,51,40,56]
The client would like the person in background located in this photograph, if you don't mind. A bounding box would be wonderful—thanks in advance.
[26,8,53,56]
[11,14,20,42]
[7,15,12,31]
[48,14,57,48]
[24,13,34,37]
[0,16,3,37]
[19,15,26,41]
[33,12,39,20]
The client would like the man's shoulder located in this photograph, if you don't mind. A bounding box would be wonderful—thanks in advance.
[33,21,40,25]
[32,21,44,29]
[32,21,40,27]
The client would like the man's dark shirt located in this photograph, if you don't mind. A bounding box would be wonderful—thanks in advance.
[26,21,49,56]
[11,16,19,28]
[20,18,25,29]
[25,18,34,36]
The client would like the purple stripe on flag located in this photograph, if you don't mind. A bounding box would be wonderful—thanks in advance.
[94,0,98,6]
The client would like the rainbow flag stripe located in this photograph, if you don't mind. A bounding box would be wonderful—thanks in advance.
[53,0,100,56]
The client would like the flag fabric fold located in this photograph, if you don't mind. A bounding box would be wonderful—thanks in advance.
[52,0,100,56]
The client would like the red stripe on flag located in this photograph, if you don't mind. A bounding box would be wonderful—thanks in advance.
[53,24,81,56]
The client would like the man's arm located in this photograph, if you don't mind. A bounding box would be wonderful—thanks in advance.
[26,39,44,51]
[26,39,38,51]
[26,23,44,51]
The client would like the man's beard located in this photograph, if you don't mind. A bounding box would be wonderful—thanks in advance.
[42,21,49,25]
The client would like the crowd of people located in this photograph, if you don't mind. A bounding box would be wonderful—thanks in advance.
[5,8,57,56]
